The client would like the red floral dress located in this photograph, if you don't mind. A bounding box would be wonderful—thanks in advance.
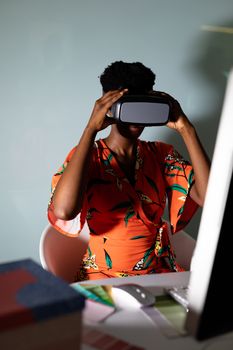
[48,139,198,280]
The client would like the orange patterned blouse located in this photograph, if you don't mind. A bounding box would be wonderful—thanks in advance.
[48,139,198,280]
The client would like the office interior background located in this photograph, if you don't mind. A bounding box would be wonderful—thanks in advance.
[0,0,232,264]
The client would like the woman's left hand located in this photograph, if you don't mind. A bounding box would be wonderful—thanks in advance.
[151,91,192,133]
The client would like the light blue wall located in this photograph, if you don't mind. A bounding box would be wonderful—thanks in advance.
[0,0,233,263]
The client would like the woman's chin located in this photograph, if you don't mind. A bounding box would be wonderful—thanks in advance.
[121,124,145,138]
[128,125,144,134]
[128,125,144,131]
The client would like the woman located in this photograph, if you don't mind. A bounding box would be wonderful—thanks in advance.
[48,61,210,280]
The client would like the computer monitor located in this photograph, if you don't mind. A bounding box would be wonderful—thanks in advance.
[185,68,233,340]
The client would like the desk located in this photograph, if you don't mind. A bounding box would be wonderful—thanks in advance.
[76,271,233,350]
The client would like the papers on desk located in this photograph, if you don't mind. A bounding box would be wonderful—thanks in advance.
[82,299,115,324]
[72,284,144,349]
[72,284,115,323]
[142,295,187,338]
[72,283,187,341]
[73,284,114,307]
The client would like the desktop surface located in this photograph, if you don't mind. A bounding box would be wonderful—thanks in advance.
[75,271,233,350]
[79,270,190,288]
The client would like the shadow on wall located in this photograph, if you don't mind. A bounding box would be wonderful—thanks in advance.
[162,19,233,238]
[192,19,233,155]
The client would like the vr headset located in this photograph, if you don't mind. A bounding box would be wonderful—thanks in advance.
[110,95,171,126]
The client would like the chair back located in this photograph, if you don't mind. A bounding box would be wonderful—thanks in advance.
[39,222,89,283]
[169,229,196,270]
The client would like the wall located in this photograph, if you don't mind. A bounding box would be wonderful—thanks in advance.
[0,0,232,263]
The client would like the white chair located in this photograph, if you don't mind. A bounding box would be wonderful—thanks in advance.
[39,222,89,283]
[169,229,196,271]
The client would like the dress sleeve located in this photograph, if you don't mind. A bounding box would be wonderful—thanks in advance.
[47,146,87,236]
[158,142,199,234]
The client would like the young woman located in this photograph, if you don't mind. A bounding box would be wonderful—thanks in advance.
[48,61,210,280]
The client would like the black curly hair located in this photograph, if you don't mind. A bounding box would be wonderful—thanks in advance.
[99,61,156,94]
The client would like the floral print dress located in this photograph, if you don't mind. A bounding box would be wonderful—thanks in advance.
[48,139,198,280]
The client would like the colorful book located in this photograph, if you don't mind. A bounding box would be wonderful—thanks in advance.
[0,258,85,349]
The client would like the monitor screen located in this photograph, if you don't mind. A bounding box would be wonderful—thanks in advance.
[185,68,233,340]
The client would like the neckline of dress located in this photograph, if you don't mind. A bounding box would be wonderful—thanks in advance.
[98,138,143,186]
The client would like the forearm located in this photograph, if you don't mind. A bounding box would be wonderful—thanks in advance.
[51,89,128,220]
[179,123,210,206]
[52,126,97,220]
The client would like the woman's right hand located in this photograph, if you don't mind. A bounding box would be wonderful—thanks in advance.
[87,89,128,132]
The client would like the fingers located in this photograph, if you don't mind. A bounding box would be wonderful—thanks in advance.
[96,89,128,111]
[106,110,113,118]
[102,88,128,99]
[151,91,185,125]
[88,89,128,132]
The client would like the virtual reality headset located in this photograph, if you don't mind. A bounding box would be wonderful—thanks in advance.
[110,95,171,126]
